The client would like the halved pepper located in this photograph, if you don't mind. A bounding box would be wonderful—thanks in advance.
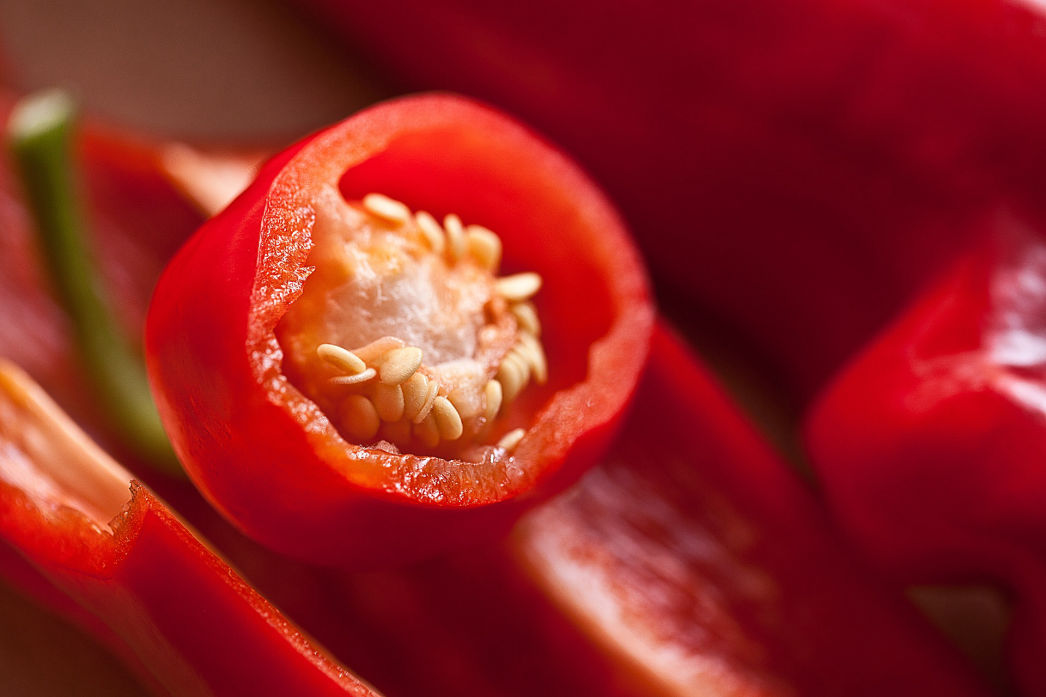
[146,94,654,565]
[806,213,1046,694]
[509,325,994,695]
[0,361,381,697]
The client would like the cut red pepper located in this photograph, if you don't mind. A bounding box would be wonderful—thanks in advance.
[806,214,1046,694]
[294,0,1046,396]
[0,361,381,697]
[509,325,994,695]
[146,94,654,565]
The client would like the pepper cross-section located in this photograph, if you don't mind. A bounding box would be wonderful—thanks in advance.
[146,95,654,565]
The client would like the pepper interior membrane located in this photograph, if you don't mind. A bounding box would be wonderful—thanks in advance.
[0,361,132,571]
[147,97,652,564]
[259,117,631,488]
[276,191,545,460]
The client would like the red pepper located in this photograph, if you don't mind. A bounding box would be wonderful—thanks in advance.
[508,325,992,695]
[0,362,381,697]
[806,214,1046,694]
[294,0,1046,397]
[146,94,654,565]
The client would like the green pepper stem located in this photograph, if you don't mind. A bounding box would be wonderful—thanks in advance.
[7,90,180,474]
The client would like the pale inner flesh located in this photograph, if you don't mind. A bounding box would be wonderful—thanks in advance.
[0,362,130,529]
[276,188,545,457]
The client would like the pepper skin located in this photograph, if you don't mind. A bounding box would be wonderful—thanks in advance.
[146,94,654,566]
[0,362,381,697]
[806,214,1046,695]
[295,0,1046,397]
[509,326,992,696]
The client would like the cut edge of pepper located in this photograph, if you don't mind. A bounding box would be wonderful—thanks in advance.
[0,359,144,574]
[247,94,654,507]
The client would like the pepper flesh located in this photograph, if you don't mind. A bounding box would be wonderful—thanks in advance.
[510,326,993,695]
[0,361,381,697]
[806,214,1046,695]
[146,94,654,565]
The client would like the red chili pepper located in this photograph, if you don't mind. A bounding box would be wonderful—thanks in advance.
[294,0,1046,397]
[0,362,380,697]
[146,94,654,566]
[509,325,992,695]
[806,214,1046,694]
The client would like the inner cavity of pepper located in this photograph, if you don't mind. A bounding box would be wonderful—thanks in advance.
[276,190,546,458]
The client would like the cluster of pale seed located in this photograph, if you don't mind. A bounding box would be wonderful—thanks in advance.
[315,194,547,454]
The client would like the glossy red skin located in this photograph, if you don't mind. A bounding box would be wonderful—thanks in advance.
[806,216,1046,694]
[146,94,654,566]
[0,478,379,697]
[508,326,991,696]
[297,0,1046,397]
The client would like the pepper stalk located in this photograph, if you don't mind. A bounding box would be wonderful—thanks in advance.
[6,90,179,474]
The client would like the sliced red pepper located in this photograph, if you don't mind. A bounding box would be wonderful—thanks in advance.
[294,0,1046,397]
[146,94,654,565]
[805,214,1046,694]
[0,361,380,697]
[509,325,994,694]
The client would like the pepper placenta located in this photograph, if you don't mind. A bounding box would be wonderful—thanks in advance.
[146,94,654,565]
[0,361,381,697]
[806,214,1046,695]
[508,326,991,695]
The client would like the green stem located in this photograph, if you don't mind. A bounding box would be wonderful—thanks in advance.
[7,90,180,475]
